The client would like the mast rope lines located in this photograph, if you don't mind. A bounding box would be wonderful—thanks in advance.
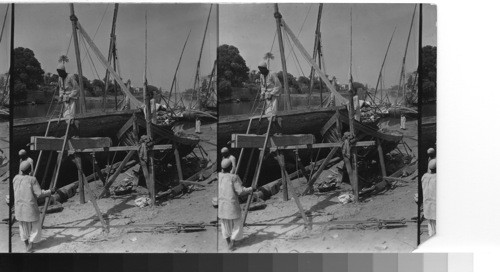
[277,15,348,108]
[69,12,143,109]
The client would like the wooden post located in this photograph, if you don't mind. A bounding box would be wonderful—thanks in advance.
[143,12,155,204]
[307,4,323,108]
[77,156,85,204]
[274,4,291,111]
[348,92,359,202]
[151,97,157,125]
[277,153,289,201]
[69,4,86,113]
[377,139,387,177]
[174,144,183,181]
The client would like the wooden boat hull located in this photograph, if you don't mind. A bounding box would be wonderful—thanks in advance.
[219,107,403,187]
[13,109,199,188]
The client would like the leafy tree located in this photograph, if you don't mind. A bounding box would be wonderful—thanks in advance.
[276,71,300,93]
[58,55,69,64]
[218,79,232,99]
[217,44,249,88]
[12,47,45,91]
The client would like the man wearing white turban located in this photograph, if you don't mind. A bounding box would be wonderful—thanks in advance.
[56,62,80,135]
[218,158,253,251]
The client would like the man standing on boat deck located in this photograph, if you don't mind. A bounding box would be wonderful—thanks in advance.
[258,60,281,116]
[422,159,437,237]
[56,62,80,136]
[218,158,253,251]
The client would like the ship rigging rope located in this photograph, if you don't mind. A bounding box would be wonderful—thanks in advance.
[81,3,109,64]
[80,31,101,81]
[285,4,312,63]
[284,31,306,77]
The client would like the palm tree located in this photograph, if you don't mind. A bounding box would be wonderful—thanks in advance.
[58,55,69,64]
[263,52,274,69]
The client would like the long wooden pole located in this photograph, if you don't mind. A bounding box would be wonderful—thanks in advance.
[348,7,359,202]
[417,3,423,246]
[307,4,323,108]
[373,26,396,103]
[192,4,212,110]
[274,4,291,111]
[143,11,155,204]
[69,4,86,113]
[168,30,191,104]
[281,20,348,106]
[102,4,119,112]
[242,116,274,225]
[397,4,417,106]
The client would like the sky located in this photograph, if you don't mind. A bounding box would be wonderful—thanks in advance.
[220,3,437,88]
[15,3,216,91]
[0,4,11,74]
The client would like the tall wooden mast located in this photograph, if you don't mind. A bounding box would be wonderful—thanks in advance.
[103,4,119,111]
[192,4,212,110]
[307,4,323,108]
[397,4,417,106]
[274,4,291,111]
[69,4,86,113]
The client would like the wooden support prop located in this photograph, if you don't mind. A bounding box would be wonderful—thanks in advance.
[116,115,135,140]
[231,134,315,149]
[276,151,310,228]
[320,112,340,137]
[148,150,156,204]
[377,139,387,177]
[302,146,339,195]
[278,155,289,201]
[242,115,274,226]
[75,155,85,204]
[174,144,183,181]
[31,137,112,151]
[41,120,71,227]
[72,154,109,232]
[99,150,135,198]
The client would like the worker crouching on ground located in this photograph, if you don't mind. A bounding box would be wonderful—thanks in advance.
[14,161,56,252]
[218,158,253,251]
[422,159,437,237]
[57,61,80,136]
[221,147,236,174]
[18,149,34,176]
